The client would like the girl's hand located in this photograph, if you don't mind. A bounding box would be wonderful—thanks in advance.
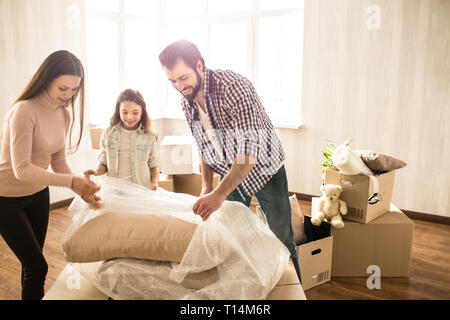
[150,182,158,191]
[84,169,98,176]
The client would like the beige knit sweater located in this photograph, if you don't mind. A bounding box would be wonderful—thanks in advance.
[0,91,74,197]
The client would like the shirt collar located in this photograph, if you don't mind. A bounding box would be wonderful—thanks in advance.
[112,122,143,133]
[204,67,210,97]
[205,67,216,96]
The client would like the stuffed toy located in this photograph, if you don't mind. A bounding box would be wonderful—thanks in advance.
[311,184,348,228]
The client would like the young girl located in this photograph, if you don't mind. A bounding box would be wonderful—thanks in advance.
[0,50,101,300]
[85,89,160,190]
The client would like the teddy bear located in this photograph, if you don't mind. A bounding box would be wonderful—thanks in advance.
[311,184,348,228]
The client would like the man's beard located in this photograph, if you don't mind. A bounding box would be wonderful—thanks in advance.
[181,70,202,103]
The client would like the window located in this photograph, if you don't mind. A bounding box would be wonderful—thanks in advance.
[85,0,304,128]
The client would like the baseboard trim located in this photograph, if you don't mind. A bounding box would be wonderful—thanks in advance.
[289,192,450,225]
[289,192,317,202]
[50,193,449,225]
[401,209,450,225]
[49,198,74,211]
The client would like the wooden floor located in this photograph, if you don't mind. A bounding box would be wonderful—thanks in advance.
[0,200,449,300]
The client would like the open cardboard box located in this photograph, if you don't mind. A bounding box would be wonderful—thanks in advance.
[324,166,396,224]
[256,206,333,291]
[298,215,333,290]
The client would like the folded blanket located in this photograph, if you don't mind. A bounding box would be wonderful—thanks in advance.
[332,145,374,176]
[332,145,380,203]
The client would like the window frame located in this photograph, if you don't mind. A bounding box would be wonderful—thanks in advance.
[85,0,304,129]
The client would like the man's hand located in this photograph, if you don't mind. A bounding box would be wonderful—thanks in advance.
[193,190,226,221]
[193,154,255,220]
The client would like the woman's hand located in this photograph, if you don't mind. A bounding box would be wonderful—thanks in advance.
[71,175,102,209]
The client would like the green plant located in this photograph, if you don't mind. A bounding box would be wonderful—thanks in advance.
[319,139,352,182]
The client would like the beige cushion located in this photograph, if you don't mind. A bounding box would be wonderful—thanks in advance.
[356,150,407,173]
[182,268,219,289]
[289,194,307,245]
[61,211,198,263]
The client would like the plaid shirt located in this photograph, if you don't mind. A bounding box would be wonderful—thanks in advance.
[181,68,285,200]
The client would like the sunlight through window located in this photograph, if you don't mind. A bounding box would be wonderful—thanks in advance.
[85,0,304,128]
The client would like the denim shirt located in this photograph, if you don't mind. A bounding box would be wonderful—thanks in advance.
[99,122,159,187]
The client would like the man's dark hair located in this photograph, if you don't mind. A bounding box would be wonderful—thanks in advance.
[159,39,205,71]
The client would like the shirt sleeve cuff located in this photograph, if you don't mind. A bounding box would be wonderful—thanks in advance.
[148,161,159,168]
[237,139,259,158]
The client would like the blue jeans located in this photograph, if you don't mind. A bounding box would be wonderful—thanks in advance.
[224,165,302,284]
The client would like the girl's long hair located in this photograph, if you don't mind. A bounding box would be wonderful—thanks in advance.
[110,89,158,140]
[3,50,85,154]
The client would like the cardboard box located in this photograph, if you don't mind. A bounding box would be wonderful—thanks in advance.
[173,173,219,196]
[324,166,396,223]
[329,201,414,277]
[45,261,306,300]
[297,230,333,291]
[43,262,108,300]
[89,127,105,150]
[266,284,306,300]
[160,135,200,175]
[266,261,307,300]
[256,205,332,291]
[158,174,174,192]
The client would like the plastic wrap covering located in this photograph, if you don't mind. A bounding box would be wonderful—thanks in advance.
[62,176,290,300]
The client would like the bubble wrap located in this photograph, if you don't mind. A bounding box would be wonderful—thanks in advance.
[62,176,290,300]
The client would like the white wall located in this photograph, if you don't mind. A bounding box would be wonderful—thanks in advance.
[280,0,450,217]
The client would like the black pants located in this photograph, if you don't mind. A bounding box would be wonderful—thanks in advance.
[0,188,50,300]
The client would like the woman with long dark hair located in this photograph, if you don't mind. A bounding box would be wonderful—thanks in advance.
[0,50,101,300]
